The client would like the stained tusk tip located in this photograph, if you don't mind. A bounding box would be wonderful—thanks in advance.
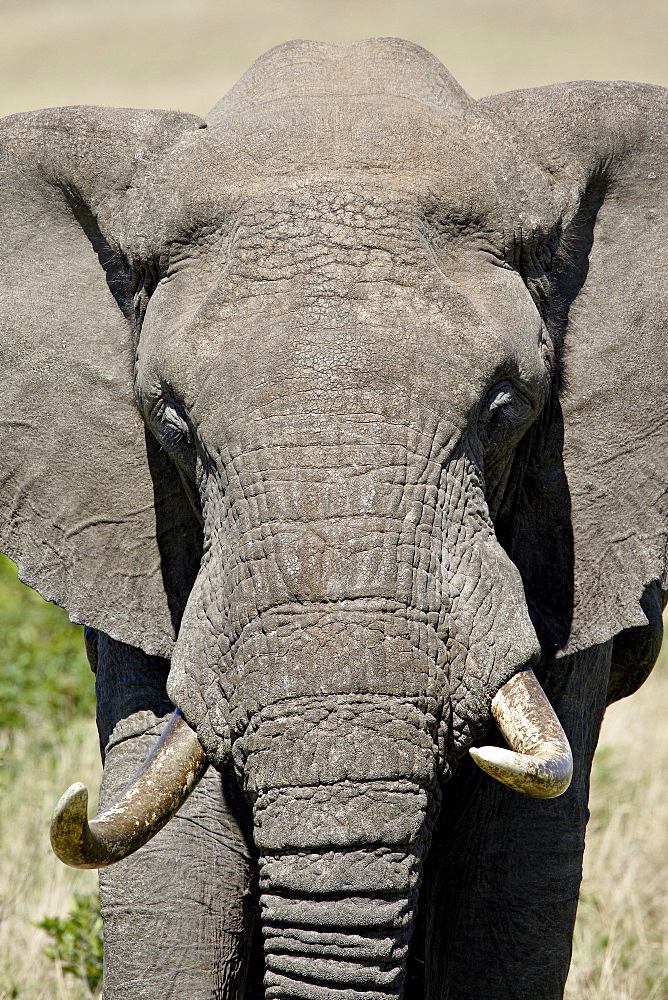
[469,667,574,799]
[49,710,209,870]
[51,782,90,837]
[50,782,96,868]
[54,781,88,814]
[469,745,573,798]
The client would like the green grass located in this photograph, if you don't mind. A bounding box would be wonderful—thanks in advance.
[0,555,93,732]
[37,892,103,998]
[0,556,99,1000]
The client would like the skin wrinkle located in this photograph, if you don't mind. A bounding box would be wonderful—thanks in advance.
[138,182,544,409]
[168,410,535,778]
[238,704,439,794]
[205,445,444,588]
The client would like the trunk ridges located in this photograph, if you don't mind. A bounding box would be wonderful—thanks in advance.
[252,779,435,855]
[239,693,439,997]
[259,845,426,1000]
[233,694,445,801]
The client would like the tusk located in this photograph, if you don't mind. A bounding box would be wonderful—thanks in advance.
[469,668,573,798]
[51,709,208,869]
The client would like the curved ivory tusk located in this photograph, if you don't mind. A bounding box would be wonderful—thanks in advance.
[469,668,573,798]
[51,710,209,869]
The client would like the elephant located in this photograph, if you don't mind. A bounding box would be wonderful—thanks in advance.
[0,36,666,1000]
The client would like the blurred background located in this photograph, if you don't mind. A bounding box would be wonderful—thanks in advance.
[0,2,666,998]
[1,0,666,117]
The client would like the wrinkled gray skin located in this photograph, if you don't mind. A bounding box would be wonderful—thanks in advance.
[1,38,667,1000]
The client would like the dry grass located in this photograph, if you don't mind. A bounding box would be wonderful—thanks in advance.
[566,658,668,1000]
[0,720,100,1000]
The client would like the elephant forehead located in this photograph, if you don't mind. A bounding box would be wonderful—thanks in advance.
[207,99,502,182]
[141,280,524,433]
[124,98,546,248]
[206,38,472,121]
[137,186,547,430]
[132,110,550,428]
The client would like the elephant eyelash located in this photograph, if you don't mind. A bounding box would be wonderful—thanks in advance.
[480,389,536,492]
[482,380,520,415]
[486,385,515,413]
[161,419,190,450]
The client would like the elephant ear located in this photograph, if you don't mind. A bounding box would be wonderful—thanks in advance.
[0,107,204,658]
[484,82,668,696]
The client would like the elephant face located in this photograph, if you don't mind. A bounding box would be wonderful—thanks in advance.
[127,98,552,778]
[1,38,666,999]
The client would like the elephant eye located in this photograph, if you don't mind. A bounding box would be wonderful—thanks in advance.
[154,399,193,451]
[485,383,515,414]
[480,380,534,451]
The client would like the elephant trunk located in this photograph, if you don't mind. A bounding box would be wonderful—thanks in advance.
[259,842,423,999]
[237,699,439,998]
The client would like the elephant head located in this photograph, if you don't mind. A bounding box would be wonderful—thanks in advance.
[1,39,666,998]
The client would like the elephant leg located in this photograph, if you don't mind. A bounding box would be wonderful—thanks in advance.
[406,640,613,1000]
[93,632,260,1000]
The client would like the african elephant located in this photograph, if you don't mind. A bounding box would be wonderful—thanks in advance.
[0,37,666,1000]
